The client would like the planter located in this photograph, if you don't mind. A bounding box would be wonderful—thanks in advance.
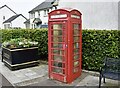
[2,47,40,70]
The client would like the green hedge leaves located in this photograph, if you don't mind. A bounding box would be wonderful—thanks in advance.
[82,30,119,71]
[1,29,48,58]
[1,29,119,71]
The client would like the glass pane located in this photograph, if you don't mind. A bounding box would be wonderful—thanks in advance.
[74,49,79,54]
[53,37,63,42]
[73,68,79,73]
[53,68,62,73]
[53,30,62,36]
[52,50,64,55]
[53,55,62,61]
[74,54,79,60]
[73,24,79,29]
[74,37,79,42]
[53,24,62,30]
[74,43,79,48]
[53,62,62,67]
[74,61,79,67]
[74,30,80,35]
[52,43,63,48]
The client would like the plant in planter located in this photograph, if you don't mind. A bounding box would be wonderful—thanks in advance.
[2,38,38,49]
[2,38,40,70]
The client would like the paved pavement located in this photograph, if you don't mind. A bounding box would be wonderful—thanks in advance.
[0,73,2,88]
[0,48,1,55]
[0,60,48,86]
[0,53,119,87]
[0,73,13,87]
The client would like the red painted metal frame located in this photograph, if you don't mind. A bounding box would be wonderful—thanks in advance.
[48,8,82,83]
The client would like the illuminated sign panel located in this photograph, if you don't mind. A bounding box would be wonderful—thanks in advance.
[51,14,67,18]
[71,15,80,19]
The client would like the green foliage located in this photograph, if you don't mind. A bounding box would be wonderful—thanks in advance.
[82,30,119,71]
[1,29,48,57]
[2,38,38,49]
[1,29,119,71]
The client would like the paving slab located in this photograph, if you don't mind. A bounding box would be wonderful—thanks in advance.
[30,78,61,86]
[15,76,60,86]
[76,75,99,86]
[0,73,13,87]
[15,71,89,86]
[76,75,119,87]
[0,58,48,86]
[0,53,119,87]
[0,73,2,88]
[0,48,1,55]
[15,71,120,87]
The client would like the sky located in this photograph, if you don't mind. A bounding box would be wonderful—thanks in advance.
[1,0,119,19]
[0,0,45,18]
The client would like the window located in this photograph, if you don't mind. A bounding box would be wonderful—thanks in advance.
[44,9,49,16]
[44,22,47,24]
[4,24,10,29]
[30,13,35,19]
[44,10,47,16]
[38,11,40,18]
[73,24,80,73]
[51,7,53,11]
[31,24,34,29]
[3,16,5,20]
[47,9,49,13]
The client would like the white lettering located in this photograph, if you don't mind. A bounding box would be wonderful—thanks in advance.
[71,15,80,19]
[51,14,67,18]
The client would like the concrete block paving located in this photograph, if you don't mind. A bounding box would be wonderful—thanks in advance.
[0,58,48,86]
[0,54,119,87]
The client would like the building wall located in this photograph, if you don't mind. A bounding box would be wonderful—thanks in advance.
[29,7,56,29]
[0,6,16,29]
[34,11,47,24]
[3,23,11,29]
[11,16,26,29]
[40,10,49,24]
[58,0,119,30]
[118,1,120,30]
[25,23,30,29]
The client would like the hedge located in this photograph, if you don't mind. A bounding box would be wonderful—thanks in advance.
[0,29,119,71]
[1,29,48,58]
[82,30,119,71]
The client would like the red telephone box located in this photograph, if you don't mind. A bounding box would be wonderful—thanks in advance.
[48,8,82,83]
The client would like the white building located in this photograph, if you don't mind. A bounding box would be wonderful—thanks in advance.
[0,5,17,29]
[0,5,28,29]
[3,14,28,29]
[29,0,59,29]
[29,0,119,30]
[58,0,120,30]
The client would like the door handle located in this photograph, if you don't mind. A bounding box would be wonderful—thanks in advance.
[63,44,67,48]
[65,44,68,48]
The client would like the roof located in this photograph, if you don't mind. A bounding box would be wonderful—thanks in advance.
[29,0,58,13]
[0,5,17,14]
[49,8,82,15]
[3,14,27,23]
[24,19,30,24]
